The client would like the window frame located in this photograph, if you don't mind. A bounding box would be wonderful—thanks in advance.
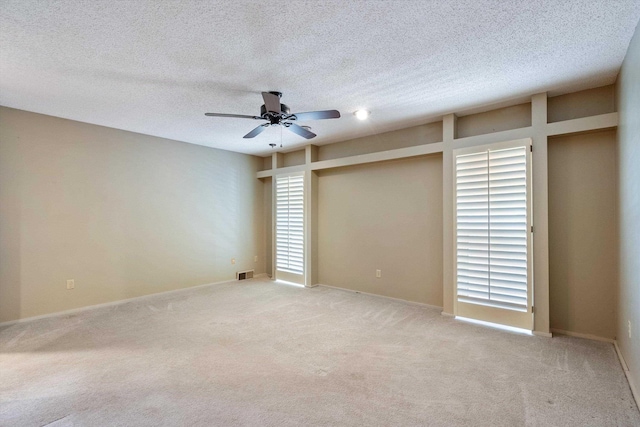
[452,138,534,329]
[274,171,306,285]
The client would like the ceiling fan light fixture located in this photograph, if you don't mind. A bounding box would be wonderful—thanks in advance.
[354,109,370,120]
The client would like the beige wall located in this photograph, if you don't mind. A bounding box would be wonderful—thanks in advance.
[317,122,442,161]
[317,155,443,307]
[548,85,616,123]
[261,156,272,171]
[616,20,640,398]
[283,150,306,167]
[0,107,265,323]
[456,103,531,138]
[548,130,618,339]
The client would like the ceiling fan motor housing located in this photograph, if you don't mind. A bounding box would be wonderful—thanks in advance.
[260,103,290,117]
[261,103,290,125]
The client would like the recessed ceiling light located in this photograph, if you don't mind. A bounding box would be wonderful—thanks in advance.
[354,109,370,120]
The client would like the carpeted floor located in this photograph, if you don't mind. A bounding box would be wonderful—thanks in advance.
[1,278,638,426]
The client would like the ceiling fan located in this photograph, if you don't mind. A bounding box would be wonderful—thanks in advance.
[205,91,340,139]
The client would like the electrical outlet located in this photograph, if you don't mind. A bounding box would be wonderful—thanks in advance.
[254,255,258,262]
[629,320,632,339]
[66,279,75,290]
[231,258,235,265]
[376,269,381,278]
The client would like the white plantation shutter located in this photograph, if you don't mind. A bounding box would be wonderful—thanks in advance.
[276,174,304,276]
[456,145,529,312]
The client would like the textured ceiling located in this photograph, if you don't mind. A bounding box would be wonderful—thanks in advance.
[1,1,639,156]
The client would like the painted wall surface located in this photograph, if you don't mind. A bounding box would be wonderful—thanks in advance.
[548,130,618,339]
[0,107,265,322]
[317,155,443,307]
[283,150,306,167]
[547,85,616,123]
[317,122,442,161]
[616,21,640,398]
[456,103,531,138]
[261,156,272,171]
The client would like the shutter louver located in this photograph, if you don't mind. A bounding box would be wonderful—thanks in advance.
[456,146,529,312]
[276,174,304,275]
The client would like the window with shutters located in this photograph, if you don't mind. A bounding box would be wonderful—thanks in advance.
[275,173,305,284]
[454,140,533,329]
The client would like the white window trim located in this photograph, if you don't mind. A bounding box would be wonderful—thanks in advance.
[452,138,534,329]
[274,171,306,285]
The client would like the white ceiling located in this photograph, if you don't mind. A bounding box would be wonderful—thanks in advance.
[1,1,639,156]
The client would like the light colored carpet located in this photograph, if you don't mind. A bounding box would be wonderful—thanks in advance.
[1,278,638,426]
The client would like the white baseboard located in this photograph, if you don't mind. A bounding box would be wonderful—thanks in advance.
[550,328,615,343]
[615,341,640,411]
[532,330,553,338]
[441,311,455,317]
[615,341,630,371]
[0,277,240,327]
[253,273,270,279]
[317,283,443,312]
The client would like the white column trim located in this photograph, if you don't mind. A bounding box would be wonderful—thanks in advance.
[531,92,550,334]
[442,114,456,316]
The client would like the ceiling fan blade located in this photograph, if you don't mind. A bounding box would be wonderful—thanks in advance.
[290,110,341,121]
[243,124,269,139]
[285,123,317,139]
[262,92,281,113]
[205,113,263,120]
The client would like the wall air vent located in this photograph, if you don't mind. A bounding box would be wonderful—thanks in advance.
[236,270,254,281]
